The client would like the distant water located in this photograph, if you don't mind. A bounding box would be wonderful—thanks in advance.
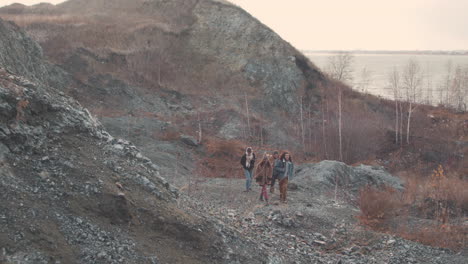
[304,52,468,104]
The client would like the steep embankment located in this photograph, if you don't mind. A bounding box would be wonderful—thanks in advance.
[0,0,374,181]
[1,0,465,180]
[0,18,268,264]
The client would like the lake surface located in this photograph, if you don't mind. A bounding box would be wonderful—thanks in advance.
[304,52,468,105]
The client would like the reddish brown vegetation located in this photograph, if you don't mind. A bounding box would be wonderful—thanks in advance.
[359,165,468,251]
[15,99,29,122]
[358,185,403,222]
[196,138,246,178]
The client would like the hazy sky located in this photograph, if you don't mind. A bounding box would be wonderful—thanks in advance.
[1,0,467,50]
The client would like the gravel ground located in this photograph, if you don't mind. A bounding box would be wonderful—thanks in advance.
[178,177,467,264]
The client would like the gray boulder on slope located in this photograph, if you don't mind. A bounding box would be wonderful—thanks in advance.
[294,160,404,195]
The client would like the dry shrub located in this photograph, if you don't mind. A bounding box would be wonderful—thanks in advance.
[359,165,468,250]
[404,165,468,220]
[358,185,402,224]
[401,224,467,251]
[158,130,180,141]
[195,138,246,178]
[15,99,29,122]
[204,138,245,157]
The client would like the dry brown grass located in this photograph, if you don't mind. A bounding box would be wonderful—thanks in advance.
[358,165,468,251]
[358,185,403,223]
[157,130,181,142]
[401,224,467,251]
[0,14,85,27]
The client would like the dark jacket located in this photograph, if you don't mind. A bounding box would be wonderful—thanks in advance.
[273,159,285,178]
[240,153,256,171]
[277,160,294,181]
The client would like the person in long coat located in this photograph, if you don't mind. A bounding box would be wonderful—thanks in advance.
[255,153,272,204]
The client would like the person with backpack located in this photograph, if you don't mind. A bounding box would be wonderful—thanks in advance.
[255,153,272,204]
[270,151,281,193]
[278,152,294,203]
[240,147,256,192]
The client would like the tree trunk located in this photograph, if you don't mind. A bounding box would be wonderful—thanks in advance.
[158,49,162,86]
[399,102,404,146]
[406,102,413,144]
[321,99,328,159]
[338,87,343,161]
[299,96,305,153]
[197,112,202,144]
[244,92,251,137]
[308,105,312,153]
[395,99,399,144]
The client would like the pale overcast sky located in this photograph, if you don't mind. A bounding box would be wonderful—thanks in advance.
[1,0,467,50]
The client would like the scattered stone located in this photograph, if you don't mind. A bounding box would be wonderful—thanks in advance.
[313,240,326,245]
[180,135,198,147]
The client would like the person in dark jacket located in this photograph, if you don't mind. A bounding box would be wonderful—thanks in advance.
[240,147,256,192]
[255,153,272,204]
[278,152,294,203]
[270,151,281,193]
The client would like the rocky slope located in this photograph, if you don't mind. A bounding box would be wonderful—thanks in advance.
[0,18,268,264]
[0,1,466,263]
[180,161,467,263]
[0,0,352,182]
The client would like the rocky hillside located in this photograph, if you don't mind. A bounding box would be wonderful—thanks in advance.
[0,1,466,263]
[180,161,466,263]
[0,18,268,264]
[0,0,375,180]
[1,0,465,178]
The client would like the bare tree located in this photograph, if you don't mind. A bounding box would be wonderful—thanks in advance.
[157,47,163,86]
[197,111,202,144]
[320,91,329,159]
[357,67,372,93]
[326,52,355,84]
[442,60,453,106]
[402,59,423,144]
[388,67,401,144]
[299,96,306,152]
[452,65,468,111]
[244,91,251,137]
[338,86,343,161]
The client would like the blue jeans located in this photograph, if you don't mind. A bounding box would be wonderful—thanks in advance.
[244,169,253,190]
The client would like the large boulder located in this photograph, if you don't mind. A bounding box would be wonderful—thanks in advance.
[294,160,404,195]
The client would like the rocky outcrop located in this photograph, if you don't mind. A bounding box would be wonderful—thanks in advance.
[294,160,404,195]
[0,0,325,150]
[189,0,317,111]
[0,18,267,264]
[0,19,70,89]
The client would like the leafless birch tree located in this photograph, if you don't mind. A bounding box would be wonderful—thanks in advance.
[402,59,423,144]
[388,67,401,144]
[338,86,343,161]
[357,67,372,93]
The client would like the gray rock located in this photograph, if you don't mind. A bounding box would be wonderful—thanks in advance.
[180,135,198,147]
[295,160,404,195]
[0,142,10,161]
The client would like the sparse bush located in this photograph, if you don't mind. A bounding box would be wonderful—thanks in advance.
[359,165,468,250]
[358,185,402,224]
[158,130,181,141]
[15,99,29,122]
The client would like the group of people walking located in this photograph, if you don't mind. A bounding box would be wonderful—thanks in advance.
[240,147,294,204]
